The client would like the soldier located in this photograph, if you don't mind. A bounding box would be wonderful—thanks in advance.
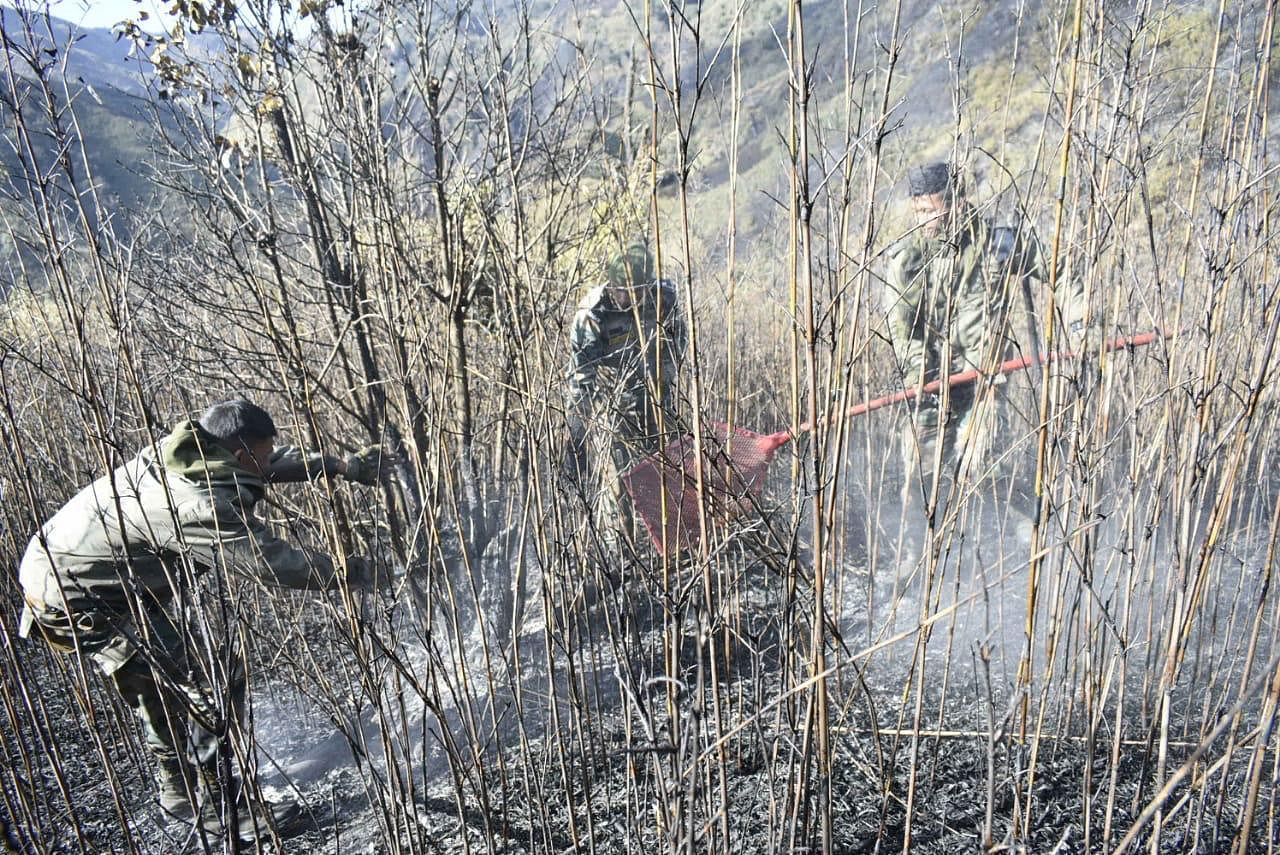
[884,162,1086,510]
[566,241,686,547]
[17,399,385,844]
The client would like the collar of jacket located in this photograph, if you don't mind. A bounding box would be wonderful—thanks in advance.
[926,211,984,253]
[159,419,266,497]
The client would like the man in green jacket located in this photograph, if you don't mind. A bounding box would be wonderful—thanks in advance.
[18,399,383,843]
[884,162,1086,507]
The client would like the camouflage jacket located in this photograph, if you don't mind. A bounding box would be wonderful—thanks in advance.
[567,278,687,442]
[884,214,1086,378]
[18,420,341,663]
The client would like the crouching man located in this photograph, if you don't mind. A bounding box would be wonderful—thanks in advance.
[17,399,384,845]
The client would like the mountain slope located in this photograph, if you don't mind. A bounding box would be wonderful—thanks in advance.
[0,8,160,218]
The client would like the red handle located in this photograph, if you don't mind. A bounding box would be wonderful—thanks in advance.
[792,329,1169,434]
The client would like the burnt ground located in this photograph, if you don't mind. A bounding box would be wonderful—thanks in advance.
[2,556,1273,855]
[3,444,1276,855]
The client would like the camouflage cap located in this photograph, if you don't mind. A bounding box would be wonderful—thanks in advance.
[605,241,655,289]
[907,162,958,197]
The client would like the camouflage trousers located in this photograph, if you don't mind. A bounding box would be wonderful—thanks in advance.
[900,378,999,513]
[581,391,679,553]
[585,431,652,552]
[899,377,1042,530]
[29,602,244,814]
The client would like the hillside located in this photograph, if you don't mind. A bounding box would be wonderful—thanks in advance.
[4,2,1272,261]
[0,7,194,231]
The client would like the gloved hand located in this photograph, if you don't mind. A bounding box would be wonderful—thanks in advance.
[1068,318,1089,354]
[343,445,385,486]
[910,389,941,413]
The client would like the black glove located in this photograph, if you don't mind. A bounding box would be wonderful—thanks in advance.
[909,389,941,413]
[1068,318,1089,354]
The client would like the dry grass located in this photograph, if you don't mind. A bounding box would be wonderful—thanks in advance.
[0,0,1276,852]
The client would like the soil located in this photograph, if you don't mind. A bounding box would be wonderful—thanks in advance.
[3,469,1275,855]
[3,564,1271,855]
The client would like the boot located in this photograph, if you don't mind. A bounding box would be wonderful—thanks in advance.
[201,792,310,844]
[163,772,311,844]
[156,759,198,821]
[234,796,309,843]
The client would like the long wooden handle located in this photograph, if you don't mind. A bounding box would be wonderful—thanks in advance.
[791,329,1170,434]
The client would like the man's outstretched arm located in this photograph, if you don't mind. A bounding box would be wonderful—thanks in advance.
[266,445,385,486]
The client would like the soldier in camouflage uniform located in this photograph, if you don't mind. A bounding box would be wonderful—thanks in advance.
[884,162,1086,506]
[17,399,384,843]
[566,241,686,546]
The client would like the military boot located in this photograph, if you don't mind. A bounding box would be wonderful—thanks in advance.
[227,798,307,844]
[204,793,310,845]
[156,759,199,821]
[164,770,311,844]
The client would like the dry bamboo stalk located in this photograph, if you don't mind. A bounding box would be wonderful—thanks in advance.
[833,726,1265,751]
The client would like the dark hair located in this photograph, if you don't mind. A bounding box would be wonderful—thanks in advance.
[198,399,277,448]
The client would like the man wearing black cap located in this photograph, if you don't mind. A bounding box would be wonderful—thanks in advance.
[884,162,1086,505]
[17,399,385,844]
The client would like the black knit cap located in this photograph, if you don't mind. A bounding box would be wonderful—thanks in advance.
[907,162,956,197]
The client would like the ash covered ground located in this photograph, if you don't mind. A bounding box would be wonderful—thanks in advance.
[7,506,1273,854]
[4,424,1277,854]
